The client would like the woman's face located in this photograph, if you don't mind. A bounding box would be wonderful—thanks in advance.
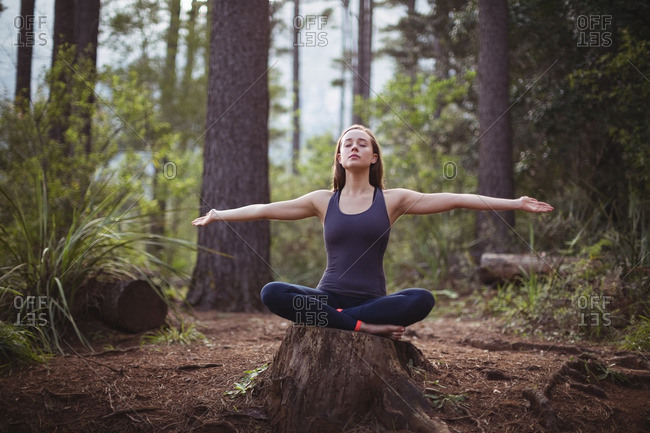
[337,129,377,170]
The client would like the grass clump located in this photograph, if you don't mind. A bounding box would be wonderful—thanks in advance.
[224,363,269,399]
[0,321,50,369]
[0,173,199,358]
[620,315,650,352]
[140,323,207,346]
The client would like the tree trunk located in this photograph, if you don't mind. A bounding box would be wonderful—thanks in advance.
[189,0,271,311]
[182,0,199,89]
[149,0,181,259]
[51,0,75,64]
[352,0,372,125]
[49,0,75,148]
[74,0,100,159]
[16,0,35,103]
[162,0,181,121]
[339,0,350,133]
[260,325,450,433]
[291,0,300,174]
[80,279,168,333]
[475,0,515,260]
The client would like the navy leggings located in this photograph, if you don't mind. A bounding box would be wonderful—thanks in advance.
[260,282,435,331]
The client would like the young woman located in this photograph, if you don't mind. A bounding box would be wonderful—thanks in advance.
[192,125,553,340]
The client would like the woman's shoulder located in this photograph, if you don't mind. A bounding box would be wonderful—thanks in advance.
[306,189,335,200]
[382,188,415,200]
[304,189,334,207]
[382,188,421,221]
[303,190,334,221]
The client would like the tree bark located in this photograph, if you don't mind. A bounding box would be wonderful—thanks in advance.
[260,325,450,433]
[162,0,181,121]
[74,0,100,157]
[352,0,372,125]
[16,0,35,103]
[49,0,75,148]
[189,0,271,311]
[80,279,168,333]
[339,0,350,133]
[182,0,199,89]
[291,0,300,174]
[51,0,75,64]
[475,0,515,259]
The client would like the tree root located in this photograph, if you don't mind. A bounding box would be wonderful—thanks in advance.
[522,389,560,433]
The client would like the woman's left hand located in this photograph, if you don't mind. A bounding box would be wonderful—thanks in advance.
[519,196,554,213]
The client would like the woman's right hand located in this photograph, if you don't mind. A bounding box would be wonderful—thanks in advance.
[192,209,219,226]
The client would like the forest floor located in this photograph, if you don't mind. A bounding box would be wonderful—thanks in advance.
[1,307,649,433]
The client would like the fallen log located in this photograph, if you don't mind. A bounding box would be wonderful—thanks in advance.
[479,252,577,283]
[80,278,168,333]
[259,324,450,433]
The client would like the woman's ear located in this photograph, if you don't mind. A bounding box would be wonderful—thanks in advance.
[372,154,378,164]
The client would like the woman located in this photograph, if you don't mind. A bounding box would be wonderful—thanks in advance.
[192,125,553,340]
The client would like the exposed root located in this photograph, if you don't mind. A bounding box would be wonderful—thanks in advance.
[483,368,511,381]
[460,337,595,355]
[569,382,607,398]
[522,388,560,433]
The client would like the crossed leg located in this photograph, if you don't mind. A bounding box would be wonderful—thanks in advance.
[260,283,435,340]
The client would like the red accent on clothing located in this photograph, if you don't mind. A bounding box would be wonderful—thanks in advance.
[354,320,362,332]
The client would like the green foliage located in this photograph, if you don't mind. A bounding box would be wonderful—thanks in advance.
[224,363,269,399]
[621,316,650,353]
[576,357,629,385]
[364,71,478,293]
[140,323,207,346]
[0,286,50,369]
[0,171,198,354]
[483,252,649,344]
[269,133,333,285]
[424,381,469,413]
[485,266,592,339]
[0,320,50,370]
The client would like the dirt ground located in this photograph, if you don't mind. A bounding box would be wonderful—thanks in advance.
[1,309,649,433]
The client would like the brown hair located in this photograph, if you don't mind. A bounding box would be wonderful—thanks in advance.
[332,124,384,191]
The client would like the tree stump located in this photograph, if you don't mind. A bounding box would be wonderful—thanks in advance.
[260,325,450,433]
[80,279,168,332]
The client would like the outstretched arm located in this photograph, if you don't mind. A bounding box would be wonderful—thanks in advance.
[191,190,330,226]
[391,189,553,217]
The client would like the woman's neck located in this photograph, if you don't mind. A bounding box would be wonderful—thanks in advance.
[342,171,373,195]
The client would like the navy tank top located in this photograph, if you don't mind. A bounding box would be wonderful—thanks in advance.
[316,187,391,299]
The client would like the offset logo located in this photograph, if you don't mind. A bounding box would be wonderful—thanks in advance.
[576,295,612,327]
[293,15,328,48]
[15,15,48,47]
[576,15,612,48]
[14,295,49,327]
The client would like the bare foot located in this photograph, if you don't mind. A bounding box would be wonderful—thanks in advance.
[358,322,405,340]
